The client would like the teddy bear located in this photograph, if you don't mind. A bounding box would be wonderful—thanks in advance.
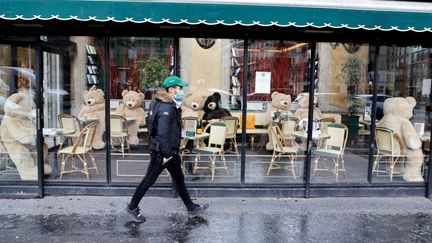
[78,86,105,150]
[182,92,206,118]
[114,90,146,145]
[264,91,293,150]
[293,92,323,123]
[202,92,232,121]
[0,90,51,180]
[264,91,293,126]
[377,97,424,182]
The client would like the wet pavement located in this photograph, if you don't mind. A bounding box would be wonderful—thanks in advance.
[1,196,432,242]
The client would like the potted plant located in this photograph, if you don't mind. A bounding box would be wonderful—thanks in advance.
[135,56,170,93]
[340,56,363,136]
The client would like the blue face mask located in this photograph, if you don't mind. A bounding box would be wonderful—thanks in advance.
[174,89,185,101]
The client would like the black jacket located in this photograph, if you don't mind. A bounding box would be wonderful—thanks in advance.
[149,89,182,159]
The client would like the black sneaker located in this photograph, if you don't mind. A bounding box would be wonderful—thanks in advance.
[125,205,146,223]
[188,203,209,215]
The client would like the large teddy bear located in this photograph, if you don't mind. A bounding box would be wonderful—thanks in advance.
[78,86,105,149]
[293,92,323,122]
[265,92,293,150]
[377,97,424,182]
[182,92,206,118]
[114,90,146,145]
[0,90,51,180]
[264,91,293,126]
[202,92,232,121]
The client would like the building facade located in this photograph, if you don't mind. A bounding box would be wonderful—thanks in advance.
[0,0,431,198]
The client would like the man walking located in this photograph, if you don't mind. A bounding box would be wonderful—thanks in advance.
[126,76,208,223]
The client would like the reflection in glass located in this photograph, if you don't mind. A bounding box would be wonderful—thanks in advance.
[372,46,430,183]
[44,36,106,181]
[245,40,309,184]
[0,44,41,181]
[110,37,173,182]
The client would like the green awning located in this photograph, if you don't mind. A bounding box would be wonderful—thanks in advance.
[0,0,431,32]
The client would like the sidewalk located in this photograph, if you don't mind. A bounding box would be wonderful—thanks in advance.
[1,196,432,242]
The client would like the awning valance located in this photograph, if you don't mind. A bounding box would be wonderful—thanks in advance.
[1,0,432,32]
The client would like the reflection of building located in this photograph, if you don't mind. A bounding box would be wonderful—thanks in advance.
[0,1,431,198]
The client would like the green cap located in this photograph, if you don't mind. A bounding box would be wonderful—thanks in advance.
[162,76,189,88]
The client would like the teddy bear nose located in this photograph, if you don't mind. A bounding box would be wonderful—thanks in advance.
[87,101,91,104]
[127,103,133,107]
[192,104,198,109]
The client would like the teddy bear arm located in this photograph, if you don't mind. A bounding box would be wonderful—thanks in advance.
[401,120,422,150]
[114,104,126,116]
[138,109,146,126]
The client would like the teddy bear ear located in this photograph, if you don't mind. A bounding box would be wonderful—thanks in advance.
[406,97,416,107]
[96,89,104,97]
[271,92,279,99]
[139,92,145,99]
[121,90,128,97]
[213,92,221,100]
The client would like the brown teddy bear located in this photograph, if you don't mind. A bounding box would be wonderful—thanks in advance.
[114,90,146,145]
[378,97,424,182]
[264,91,293,126]
[265,92,293,150]
[293,92,323,122]
[0,90,51,180]
[78,86,105,149]
[182,92,206,118]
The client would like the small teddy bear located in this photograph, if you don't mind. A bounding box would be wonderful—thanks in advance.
[202,92,231,121]
[378,97,424,182]
[182,92,206,118]
[78,86,105,149]
[114,90,146,145]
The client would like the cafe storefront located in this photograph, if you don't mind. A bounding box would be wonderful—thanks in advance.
[0,0,431,198]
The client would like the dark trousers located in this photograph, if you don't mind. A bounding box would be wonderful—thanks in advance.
[129,150,195,211]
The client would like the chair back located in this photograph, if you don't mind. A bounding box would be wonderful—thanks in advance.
[320,117,336,127]
[281,117,298,137]
[221,116,239,139]
[268,123,285,151]
[71,122,97,153]
[375,127,403,156]
[324,123,348,153]
[58,114,81,135]
[205,122,227,148]
[110,115,127,136]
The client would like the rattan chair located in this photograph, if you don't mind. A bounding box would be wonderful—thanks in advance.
[59,122,99,179]
[192,122,227,181]
[281,117,299,146]
[110,115,130,158]
[373,127,405,181]
[57,114,82,153]
[221,116,240,158]
[312,123,348,182]
[267,123,300,178]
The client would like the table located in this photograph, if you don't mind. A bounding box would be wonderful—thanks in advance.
[292,131,331,140]
[181,131,210,149]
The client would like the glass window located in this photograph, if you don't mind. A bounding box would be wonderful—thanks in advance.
[311,43,370,183]
[110,37,173,183]
[244,40,309,184]
[178,38,241,183]
[372,45,430,183]
[0,43,38,181]
[43,36,106,181]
